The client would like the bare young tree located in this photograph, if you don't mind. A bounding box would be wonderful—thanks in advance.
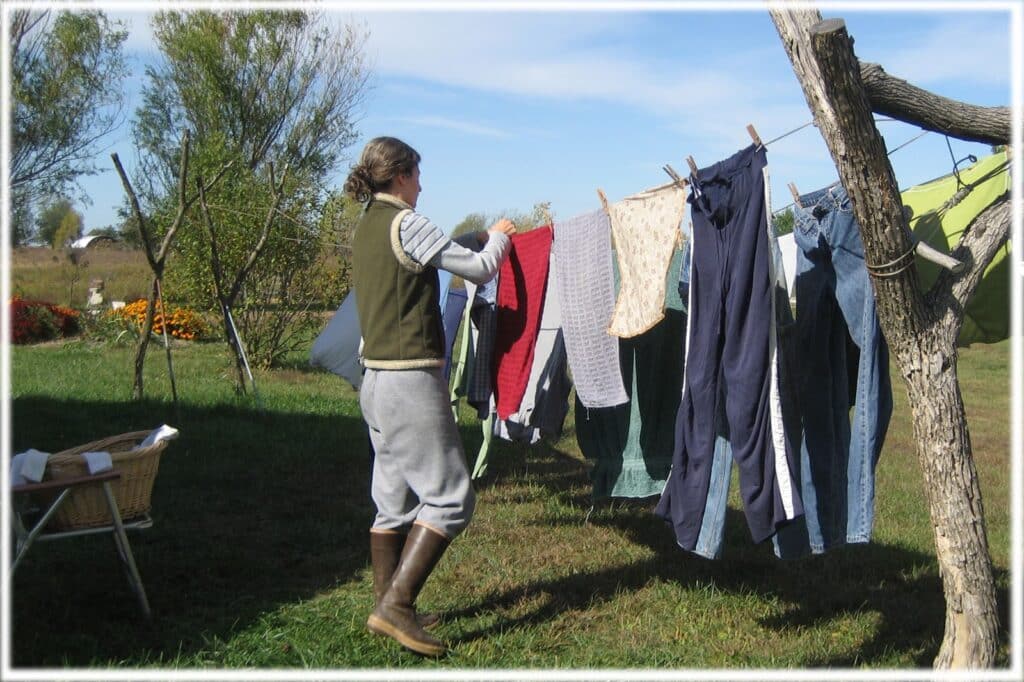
[112,131,232,401]
[196,163,289,394]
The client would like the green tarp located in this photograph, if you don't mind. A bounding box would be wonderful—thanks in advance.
[901,150,1012,346]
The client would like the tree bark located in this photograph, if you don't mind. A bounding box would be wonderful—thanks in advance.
[131,276,160,400]
[860,62,1010,146]
[770,8,1001,669]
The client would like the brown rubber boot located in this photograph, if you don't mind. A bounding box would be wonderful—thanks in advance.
[369,530,440,628]
[366,523,450,657]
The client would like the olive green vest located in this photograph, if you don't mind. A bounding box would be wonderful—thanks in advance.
[351,193,445,369]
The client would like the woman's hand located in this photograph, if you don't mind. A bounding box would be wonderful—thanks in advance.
[477,218,517,244]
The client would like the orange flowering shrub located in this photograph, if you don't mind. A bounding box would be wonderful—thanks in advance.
[109,299,207,341]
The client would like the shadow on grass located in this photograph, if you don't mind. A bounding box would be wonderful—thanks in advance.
[9,395,375,668]
[462,440,1012,669]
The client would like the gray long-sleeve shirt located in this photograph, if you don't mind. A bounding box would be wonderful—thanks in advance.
[398,211,510,285]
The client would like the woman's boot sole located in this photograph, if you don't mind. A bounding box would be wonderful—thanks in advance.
[366,614,446,657]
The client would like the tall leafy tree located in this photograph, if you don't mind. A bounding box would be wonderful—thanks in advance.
[133,10,367,199]
[8,10,127,244]
[53,206,83,248]
[131,9,369,376]
[34,197,78,248]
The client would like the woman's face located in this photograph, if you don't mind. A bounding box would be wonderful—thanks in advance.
[394,165,422,208]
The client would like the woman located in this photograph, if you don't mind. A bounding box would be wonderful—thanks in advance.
[344,137,515,656]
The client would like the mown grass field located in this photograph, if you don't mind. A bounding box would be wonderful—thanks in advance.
[7,337,1012,672]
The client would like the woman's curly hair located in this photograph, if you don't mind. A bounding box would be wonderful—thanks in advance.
[344,136,421,203]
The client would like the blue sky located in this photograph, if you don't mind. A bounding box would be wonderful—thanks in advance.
[64,1,1017,236]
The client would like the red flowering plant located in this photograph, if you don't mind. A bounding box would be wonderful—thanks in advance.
[9,296,81,344]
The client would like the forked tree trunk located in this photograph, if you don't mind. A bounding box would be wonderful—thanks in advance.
[195,163,288,394]
[770,6,1008,668]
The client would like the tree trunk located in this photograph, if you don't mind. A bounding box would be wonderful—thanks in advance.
[905,341,999,667]
[155,278,180,406]
[114,132,232,400]
[132,276,159,401]
[770,7,1000,668]
[220,301,248,395]
[195,163,287,394]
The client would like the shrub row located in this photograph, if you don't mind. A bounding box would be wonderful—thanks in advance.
[109,299,208,341]
[9,296,208,344]
[9,296,81,344]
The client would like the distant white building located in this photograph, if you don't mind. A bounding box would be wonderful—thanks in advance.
[71,234,119,249]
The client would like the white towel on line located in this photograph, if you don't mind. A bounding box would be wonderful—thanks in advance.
[81,451,113,474]
[10,449,50,486]
[137,424,179,449]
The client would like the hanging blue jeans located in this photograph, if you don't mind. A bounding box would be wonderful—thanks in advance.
[772,184,893,559]
[655,144,802,551]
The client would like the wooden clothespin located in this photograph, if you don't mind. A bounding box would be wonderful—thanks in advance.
[596,188,609,214]
[747,124,763,148]
[788,182,802,208]
[541,204,553,229]
[662,164,688,189]
[686,156,699,177]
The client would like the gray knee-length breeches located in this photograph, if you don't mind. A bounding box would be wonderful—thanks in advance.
[360,366,475,538]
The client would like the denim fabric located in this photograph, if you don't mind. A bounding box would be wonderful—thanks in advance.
[692,417,733,560]
[772,184,893,559]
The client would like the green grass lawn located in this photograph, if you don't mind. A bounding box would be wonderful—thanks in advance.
[6,338,1012,670]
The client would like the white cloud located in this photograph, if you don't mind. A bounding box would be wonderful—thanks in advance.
[350,11,808,149]
[92,8,843,151]
[390,115,511,138]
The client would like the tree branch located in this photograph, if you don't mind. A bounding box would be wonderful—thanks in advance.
[861,62,1010,145]
[196,175,228,306]
[154,129,193,268]
[935,195,1012,337]
[111,152,159,274]
[227,163,290,305]
[157,140,236,266]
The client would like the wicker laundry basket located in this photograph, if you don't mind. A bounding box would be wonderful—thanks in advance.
[42,430,170,530]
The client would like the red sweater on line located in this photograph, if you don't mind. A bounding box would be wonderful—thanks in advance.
[492,225,554,421]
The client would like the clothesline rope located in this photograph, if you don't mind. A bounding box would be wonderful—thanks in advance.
[864,240,918,278]
[763,120,816,146]
[771,127,934,215]
[760,116,898,147]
